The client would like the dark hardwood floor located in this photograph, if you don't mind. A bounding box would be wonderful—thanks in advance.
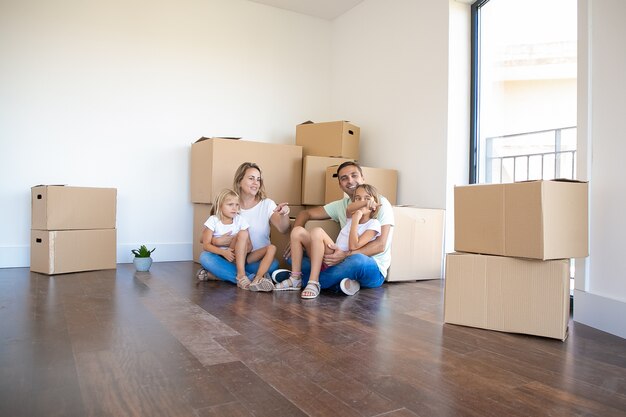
[1,262,625,417]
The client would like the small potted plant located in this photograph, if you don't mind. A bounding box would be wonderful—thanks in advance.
[131,245,156,272]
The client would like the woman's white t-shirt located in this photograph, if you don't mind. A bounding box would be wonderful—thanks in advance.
[240,198,276,251]
[204,214,250,249]
[334,218,381,252]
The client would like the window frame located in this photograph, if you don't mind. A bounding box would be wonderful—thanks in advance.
[469,0,491,184]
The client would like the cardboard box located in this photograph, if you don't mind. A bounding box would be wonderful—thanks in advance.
[193,203,213,263]
[454,180,588,260]
[325,165,398,205]
[30,229,117,275]
[302,156,354,205]
[270,219,341,269]
[31,185,117,230]
[190,137,303,204]
[444,252,570,340]
[296,121,360,159]
[288,205,306,219]
[387,207,445,281]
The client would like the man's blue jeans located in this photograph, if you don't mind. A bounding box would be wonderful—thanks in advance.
[199,251,279,284]
[296,253,385,291]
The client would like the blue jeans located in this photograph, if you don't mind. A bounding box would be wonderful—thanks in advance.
[199,251,279,284]
[295,253,385,292]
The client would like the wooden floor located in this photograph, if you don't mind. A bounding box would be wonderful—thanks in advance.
[1,262,625,417]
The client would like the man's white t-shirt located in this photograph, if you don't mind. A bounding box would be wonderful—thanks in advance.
[204,214,250,249]
[334,218,381,252]
[240,198,276,251]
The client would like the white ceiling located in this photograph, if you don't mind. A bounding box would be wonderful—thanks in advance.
[246,0,364,20]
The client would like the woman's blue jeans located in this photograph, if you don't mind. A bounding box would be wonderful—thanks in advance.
[198,251,279,284]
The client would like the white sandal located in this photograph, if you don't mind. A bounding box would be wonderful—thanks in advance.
[301,281,321,299]
[274,275,302,291]
[236,275,252,290]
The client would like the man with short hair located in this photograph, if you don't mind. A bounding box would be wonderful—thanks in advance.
[278,161,394,295]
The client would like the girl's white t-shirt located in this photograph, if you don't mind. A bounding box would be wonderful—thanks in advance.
[204,214,250,249]
[334,218,381,252]
[240,198,276,251]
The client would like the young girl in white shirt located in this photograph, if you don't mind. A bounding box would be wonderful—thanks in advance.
[202,189,276,291]
[276,184,382,299]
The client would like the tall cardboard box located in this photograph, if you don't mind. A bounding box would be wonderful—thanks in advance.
[30,229,117,275]
[191,138,303,204]
[444,252,570,340]
[387,207,445,281]
[325,165,398,205]
[302,156,354,205]
[31,185,117,230]
[454,180,588,260]
[296,121,360,159]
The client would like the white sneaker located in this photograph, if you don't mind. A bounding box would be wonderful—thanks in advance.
[271,269,292,284]
[340,278,360,296]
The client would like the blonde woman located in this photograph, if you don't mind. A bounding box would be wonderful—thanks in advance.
[198,162,290,290]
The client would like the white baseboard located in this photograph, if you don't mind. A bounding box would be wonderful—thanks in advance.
[574,289,626,339]
[118,243,193,263]
[0,243,193,268]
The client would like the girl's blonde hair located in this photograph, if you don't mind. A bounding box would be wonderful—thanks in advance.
[212,189,240,222]
[232,162,266,201]
[353,183,380,219]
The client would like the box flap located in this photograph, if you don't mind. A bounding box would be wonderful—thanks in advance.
[194,136,241,144]
[515,178,587,184]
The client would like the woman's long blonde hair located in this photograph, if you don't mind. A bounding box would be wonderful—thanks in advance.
[232,162,266,201]
[211,189,240,222]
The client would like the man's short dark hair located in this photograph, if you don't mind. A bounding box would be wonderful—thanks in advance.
[336,161,363,176]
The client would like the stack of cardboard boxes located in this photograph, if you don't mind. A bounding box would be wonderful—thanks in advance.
[30,185,117,275]
[444,180,589,340]
[191,120,445,280]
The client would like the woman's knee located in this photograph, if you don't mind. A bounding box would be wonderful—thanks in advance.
[199,251,212,268]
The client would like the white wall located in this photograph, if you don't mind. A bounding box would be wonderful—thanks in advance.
[330,0,449,209]
[0,0,332,266]
[446,1,471,253]
[575,0,626,338]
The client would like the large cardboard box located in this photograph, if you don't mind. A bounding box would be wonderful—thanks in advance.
[190,138,303,204]
[387,207,445,281]
[30,229,117,275]
[302,156,354,205]
[31,185,117,230]
[454,180,588,260]
[444,252,570,340]
[270,219,341,269]
[193,203,213,263]
[296,121,360,159]
[325,165,398,205]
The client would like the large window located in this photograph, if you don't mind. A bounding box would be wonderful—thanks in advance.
[470,0,577,184]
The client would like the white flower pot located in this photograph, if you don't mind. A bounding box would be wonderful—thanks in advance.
[133,257,153,272]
